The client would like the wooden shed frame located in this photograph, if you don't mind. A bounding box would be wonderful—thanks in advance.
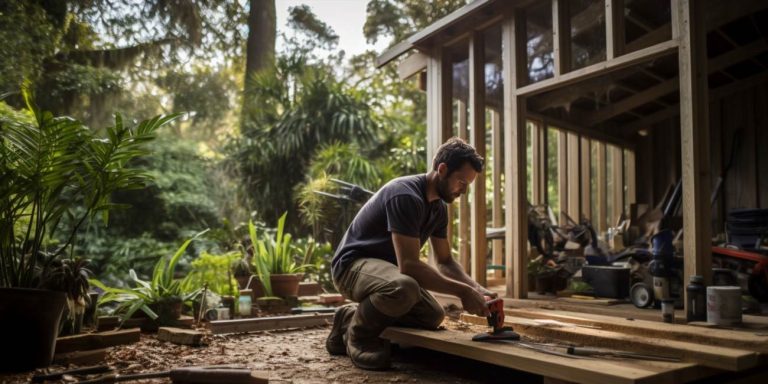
[377,0,768,307]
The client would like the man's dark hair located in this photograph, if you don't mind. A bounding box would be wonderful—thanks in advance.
[432,137,484,175]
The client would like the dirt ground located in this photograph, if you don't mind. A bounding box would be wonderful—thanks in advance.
[0,315,542,384]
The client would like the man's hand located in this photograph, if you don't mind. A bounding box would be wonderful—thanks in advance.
[460,287,490,317]
[476,286,498,299]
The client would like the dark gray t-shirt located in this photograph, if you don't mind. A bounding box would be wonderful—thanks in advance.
[331,174,448,281]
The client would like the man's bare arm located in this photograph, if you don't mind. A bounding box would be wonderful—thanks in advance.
[430,236,498,298]
[392,232,488,316]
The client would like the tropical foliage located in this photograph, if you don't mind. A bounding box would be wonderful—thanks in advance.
[0,90,178,288]
[4,0,469,295]
[90,230,208,323]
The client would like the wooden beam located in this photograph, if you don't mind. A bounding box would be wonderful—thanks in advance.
[567,132,581,222]
[426,46,452,266]
[491,110,503,277]
[469,31,487,286]
[597,141,607,232]
[502,308,768,354]
[625,149,636,214]
[709,38,768,73]
[208,313,333,334]
[611,145,624,224]
[621,104,680,134]
[382,327,714,384]
[457,100,471,272]
[558,130,568,224]
[531,121,544,204]
[398,52,428,80]
[552,0,571,76]
[675,0,713,299]
[625,24,671,54]
[517,39,678,97]
[580,137,592,222]
[460,314,760,372]
[503,13,528,299]
[157,327,204,346]
[55,329,140,354]
[705,0,768,30]
[606,0,625,60]
[585,78,679,125]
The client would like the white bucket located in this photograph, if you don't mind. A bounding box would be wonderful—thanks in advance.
[706,286,742,325]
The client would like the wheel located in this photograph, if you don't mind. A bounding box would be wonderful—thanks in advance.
[631,282,653,308]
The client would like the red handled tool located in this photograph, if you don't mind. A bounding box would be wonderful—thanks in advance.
[471,297,520,341]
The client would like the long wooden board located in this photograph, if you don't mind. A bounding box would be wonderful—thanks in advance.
[382,327,715,384]
[55,329,141,354]
[208,313,333,335]
[460,314,758,371]
[503,308,768,354]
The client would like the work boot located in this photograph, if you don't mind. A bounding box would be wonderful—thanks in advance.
[346,298,395,370]
[325,303,357,355]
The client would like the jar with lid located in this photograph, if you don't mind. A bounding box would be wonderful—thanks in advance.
[686,275,706,322]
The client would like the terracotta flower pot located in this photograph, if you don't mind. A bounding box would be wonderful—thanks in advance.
[270,274,303,298]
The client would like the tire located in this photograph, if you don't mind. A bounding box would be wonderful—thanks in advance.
[631,282,653,308]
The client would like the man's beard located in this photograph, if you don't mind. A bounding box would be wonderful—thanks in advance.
[436,176,456,203]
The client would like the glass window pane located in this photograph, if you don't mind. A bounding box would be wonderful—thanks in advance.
[526,1,554,83]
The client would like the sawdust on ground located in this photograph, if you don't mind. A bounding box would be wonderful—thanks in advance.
[1,315,541,384]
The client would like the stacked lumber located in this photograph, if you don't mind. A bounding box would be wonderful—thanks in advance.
[381,308,768,384]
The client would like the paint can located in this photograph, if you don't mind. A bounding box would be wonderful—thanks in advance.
[706,286,741,325]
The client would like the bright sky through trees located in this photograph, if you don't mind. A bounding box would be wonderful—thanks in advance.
[276,0,389,56]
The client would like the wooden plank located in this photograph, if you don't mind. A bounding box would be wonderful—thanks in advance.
[532,121,544,204]
[580,137,592,222]
[606,0,625,60]
[597,141,607,232]
[585,78,679,125]
[398,52,428,80]
[157,327,204,346]
[469,31,487,286]
[675,0,713,295]
[318,293,344,305]
[527,111,634,149]
[516,39,678,97]
[502,13,528,299]
[625,149,636,215]
[502,308,768,354]
[460,314,759,371]
[53,349,107,366]
[612,146,624,223]
[491,110,503,277]
[208,313,333,335]
[558,130,568,224]
[567,133,581,222]
[56,329,141,354]
[553,0,571,76]
[382,327,711,384]
[457,100,471,272]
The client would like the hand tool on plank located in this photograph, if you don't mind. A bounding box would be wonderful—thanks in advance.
[471,297,520,341]
[76,365,268,384]
[516,341,679,362]
[32,365,112,382]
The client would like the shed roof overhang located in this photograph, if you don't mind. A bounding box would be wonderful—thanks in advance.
[375,0,509,67]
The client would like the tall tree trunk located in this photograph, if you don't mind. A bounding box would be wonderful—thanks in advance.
[241,0,276,132]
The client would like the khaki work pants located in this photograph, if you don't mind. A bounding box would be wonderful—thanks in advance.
[333,258,445,329]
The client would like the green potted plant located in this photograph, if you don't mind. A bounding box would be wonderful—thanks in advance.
[42,257,93,335]
[90,230,207,330]
[248,213,313,298]
[0,90,177,371]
